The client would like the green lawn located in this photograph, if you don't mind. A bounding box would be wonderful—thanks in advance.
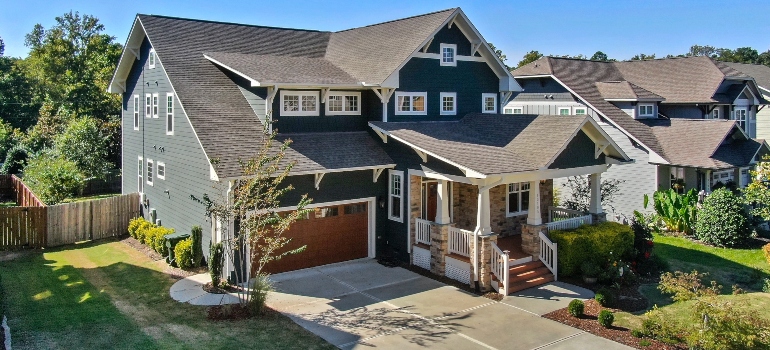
[614,233,770,330]
[0,201,15,207]
[0,241,334,350]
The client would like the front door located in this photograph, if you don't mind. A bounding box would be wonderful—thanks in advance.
[422,181,437,222]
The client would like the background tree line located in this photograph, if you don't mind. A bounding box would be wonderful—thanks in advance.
[0,11,122,204]
[487,44,770,69]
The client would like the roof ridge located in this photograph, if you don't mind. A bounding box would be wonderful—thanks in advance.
[137,13,326,33]
[335,8,457,33]
[546,56,616,64]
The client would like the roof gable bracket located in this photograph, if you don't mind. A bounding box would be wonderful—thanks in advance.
[373,168,385,183]
[314,173,325,190]
[126,46,140,60]
[422,37,434,53]
[500,91,513,109]
[595,143,609,159]
[373,128,388,143]
[320,87,330,104]
[371,87,395,104]
[413,148,428,163]
[470,41,482,56]
[447,15,457,29]
[115,80,126,93]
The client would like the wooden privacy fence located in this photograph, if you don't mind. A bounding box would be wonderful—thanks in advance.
[0,192,140,249]
[0,174,45,207]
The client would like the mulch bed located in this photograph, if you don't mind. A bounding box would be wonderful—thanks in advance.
[120,236,206,280]
[561,277,649,312]
[544,299,684,349]
[207,304,281,321]
[202,282,242,294]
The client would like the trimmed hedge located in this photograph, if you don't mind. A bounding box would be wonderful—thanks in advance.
[550,222,634,277]
[598,309,614,328]
[568,299,584,317]
[127,217,174,257]
[763,243,770,265]
[174,238,194,269]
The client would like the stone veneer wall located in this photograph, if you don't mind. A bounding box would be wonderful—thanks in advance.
[409,175,421,252]
[452,180,554,236]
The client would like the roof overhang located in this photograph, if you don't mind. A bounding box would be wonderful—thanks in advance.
[543,115,631,169]
[108,17,145,94]
[604,98,664,102]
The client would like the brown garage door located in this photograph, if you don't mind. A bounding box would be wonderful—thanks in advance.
[257,201,369,274]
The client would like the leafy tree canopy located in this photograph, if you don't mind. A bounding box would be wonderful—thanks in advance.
[517,50,543,68]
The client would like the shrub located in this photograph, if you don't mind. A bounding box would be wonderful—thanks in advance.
[191,225,203,267]
[174,238,194,269]
[134,219,154,243]
[248,273,273,315]
[695,188,751,247]
[210,242,224,287]
[763,278,770,293]
[53,116,111,179]
[23,154,85,204]
[568,299,584,317]
[637,306,684,344]
[763,243,770,265]
[128,217,144,238]
[550,222,634,276]
[596,287,615,306]
[647,189,698,234]
[658,270,721,302]
[598,309,614,328]
[685,297,770,349]
[595,293,608,307]
[581,261,600,278]
[0,144,28,175]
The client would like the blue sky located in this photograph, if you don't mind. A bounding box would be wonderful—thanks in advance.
[2,0,769,64]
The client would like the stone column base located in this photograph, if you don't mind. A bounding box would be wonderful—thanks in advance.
[470,233,497,292]
[591,212,607,223]
[430,223,451,276]
[521,223,547,257]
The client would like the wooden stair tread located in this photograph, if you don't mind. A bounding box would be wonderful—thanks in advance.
[507,274,555,293]
[508,260,545,271]
[509,266,550,282]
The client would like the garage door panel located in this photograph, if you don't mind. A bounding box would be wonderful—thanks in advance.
[257,202,369,274]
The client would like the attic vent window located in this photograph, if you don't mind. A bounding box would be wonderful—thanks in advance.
[149,49,156,69]
[440,43,457,66]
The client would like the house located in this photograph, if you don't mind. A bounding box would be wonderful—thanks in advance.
[108,8,630,294]
[721,62,770,141]
[508,56,770,221]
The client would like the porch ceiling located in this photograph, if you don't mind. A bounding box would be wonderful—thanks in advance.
[370,113,629,178]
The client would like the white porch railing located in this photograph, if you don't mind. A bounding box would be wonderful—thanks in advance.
[538,231,558,280]
[546,214,592,232]
[490,241,510,295]
[415,218,432,245]
[448,227,473,257]
[548,206,586,222]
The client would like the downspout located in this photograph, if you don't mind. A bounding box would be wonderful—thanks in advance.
[473,179,502,291]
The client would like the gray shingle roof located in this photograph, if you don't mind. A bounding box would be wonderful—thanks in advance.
[277,132,394,174]
[371,114,596,175]
[722,61,770,91]
[614,57,730,104]
[595,81,663,100]
[642,118,763,169]
[204,52,359,85]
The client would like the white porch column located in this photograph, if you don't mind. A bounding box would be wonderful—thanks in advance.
[704,169,712,193]
[436,180,451,224]
[734,167,745,188]
[476,186,492,234]
[526,180,542,225]
[589,172,603,214]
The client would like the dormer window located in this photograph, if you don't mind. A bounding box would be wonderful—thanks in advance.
[710,107,720,119]
[440,43,457,66]
[280,90,319,116]
[638,104,655,118]
[149,49,156,69]
[326,92,360,115]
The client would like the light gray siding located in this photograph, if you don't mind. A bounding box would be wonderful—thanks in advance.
[238,86,267,125]
[757,96,770,141]
[122,38,217,257]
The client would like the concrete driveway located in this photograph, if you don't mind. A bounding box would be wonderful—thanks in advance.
[267,259,632,350]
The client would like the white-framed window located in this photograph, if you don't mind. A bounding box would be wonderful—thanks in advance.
[670,166,685,194]
[638,104,655,118]
[440,43,457,66]
[573,107,587,115]
[734,107,747,130]
[504,108,513,114]
[512,107,524,114]
[146,159,154,186]
[152,93,159,118]
[145,94,152,118]
[482,93,497,113]
[440,92,456,115]
[133,95,140,130]
[280,90,319,116]
[137,156,143,193]
[149,48,156,69]
[388,170,404,222]
[157,161,166,180]
[710,107,720,119]
[507,182,530,216]
[395,92,427,115]
[558,107,571,115]
[325,91,360,115]
[166,93,174,135]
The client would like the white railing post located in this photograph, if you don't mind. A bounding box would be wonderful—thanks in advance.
[415,218,432,245]
[538,231,558,280]
[448,227,473,257]
[490,241,509,295]
[545,214,592,233]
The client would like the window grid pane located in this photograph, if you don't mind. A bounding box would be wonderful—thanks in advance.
[485,97,495,111]
[301,95,316,112]
[412,96,425,112]
[443,47,454,63]
[328,95,343,111]
[442,96,454,112]
[345,95,358,111]
[284,95,299,112]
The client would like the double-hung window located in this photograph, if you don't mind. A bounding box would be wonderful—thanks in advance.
[482,93,497,113]
[507,182,530,216]
[133,95,140,130]
[638,104,655,118]
[149,49,156,69]
[325,92,360,115]
[395,92,427,115]
[157,162,166,180]
[166,93,174,135]
[388,170,404,222]
[734,108,747,130]
[137,156,143,193]
[145,94,152,118]
[440,43,457,66]
[146,159,154,186]
[152,93,159,118]
[440,92,456,115]
[280,90,319,116]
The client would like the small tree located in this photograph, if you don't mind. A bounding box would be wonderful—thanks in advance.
[54,116,112,179]
[743,157,770,220]
[561,175,624,212]
[696,188,751,247]
[194,118,311,312]
[24,153,84,204]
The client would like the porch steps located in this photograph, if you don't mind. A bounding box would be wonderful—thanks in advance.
[502,260,555,294]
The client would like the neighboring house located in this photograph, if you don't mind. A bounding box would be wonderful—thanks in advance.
[108,8,631,294]
[508,56,770,221]
[722,62,770,141]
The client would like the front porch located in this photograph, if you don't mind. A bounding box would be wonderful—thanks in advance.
[409,173,602,295]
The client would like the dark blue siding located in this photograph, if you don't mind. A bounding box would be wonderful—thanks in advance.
[271,89,380,133]
[425,25,477,56]
[549,130,606,169]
